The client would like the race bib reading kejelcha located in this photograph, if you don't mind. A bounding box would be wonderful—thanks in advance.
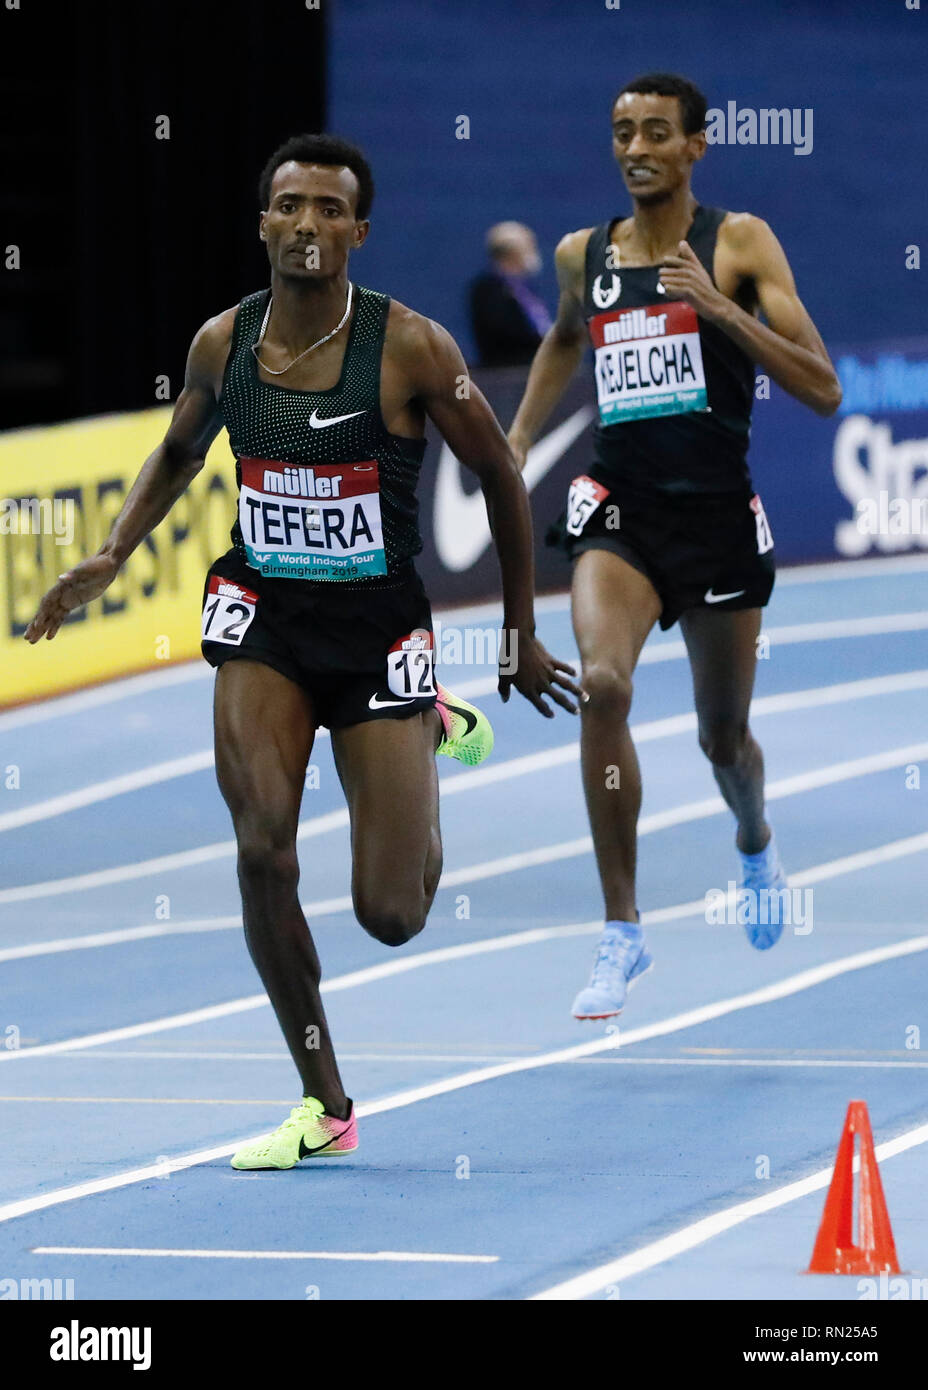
[589,300,708,425]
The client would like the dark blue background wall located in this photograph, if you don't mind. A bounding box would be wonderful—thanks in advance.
[330,0,926,361]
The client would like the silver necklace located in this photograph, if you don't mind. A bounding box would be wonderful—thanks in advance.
[251,282,353,376]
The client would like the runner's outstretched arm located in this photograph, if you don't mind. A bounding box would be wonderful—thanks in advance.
[659,216,842,416]
[24,314,232,642]
[401,314,583,717]
[508,229,591,469]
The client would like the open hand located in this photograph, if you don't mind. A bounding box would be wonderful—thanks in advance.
[24,551,121,643]
[499,633,584,717]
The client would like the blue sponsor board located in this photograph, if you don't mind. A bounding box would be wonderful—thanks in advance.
[415,342,928,605]
[751,339,928,564]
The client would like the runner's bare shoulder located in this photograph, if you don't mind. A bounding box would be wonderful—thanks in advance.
[717,211,769,255]
[555,229,595,296]
[188,306,238,396]
[384,298,458,370]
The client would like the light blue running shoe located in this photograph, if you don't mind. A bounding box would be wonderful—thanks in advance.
[738,830,789,951]
[572,924,653,1020]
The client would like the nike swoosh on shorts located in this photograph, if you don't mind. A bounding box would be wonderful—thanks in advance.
[368,692,419,710]
[704,588,747,604]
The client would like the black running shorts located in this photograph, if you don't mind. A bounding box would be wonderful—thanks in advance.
[200,548,438,730]
[551,475,776,630]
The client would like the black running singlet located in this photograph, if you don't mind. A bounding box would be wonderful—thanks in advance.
[583,206,756,494]
[220,285,425,586]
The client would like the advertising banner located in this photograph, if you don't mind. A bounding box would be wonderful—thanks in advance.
[4,336,926,705]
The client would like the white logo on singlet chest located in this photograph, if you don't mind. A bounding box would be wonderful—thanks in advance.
[592,273,622,309]
[308,409,365,429]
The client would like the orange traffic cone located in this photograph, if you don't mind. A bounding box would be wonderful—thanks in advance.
[807,1100,900,1275]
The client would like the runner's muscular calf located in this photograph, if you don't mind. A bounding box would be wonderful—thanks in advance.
[509,209,840,917]
[25,294,579,1108]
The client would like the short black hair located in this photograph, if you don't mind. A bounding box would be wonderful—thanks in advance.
[258,133,374,219]
[613,73,708,136]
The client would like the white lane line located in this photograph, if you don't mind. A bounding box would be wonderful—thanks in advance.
[32,1246,497,1264]
[576,1057,928,1069]
[0,659,493,733]
[2,752,926,968]
[637,611,928,669]
[3,664,926,903]
[44,1050,521,1062]
[0,917,245,964]
[0,664,211,732]
[2,817,925,1064]
[2,931,928,1227]
[530,1120,928,1301]
[0,834,924,1069]
[3,552,925,731]
[0,993,270,1062]
[434,742,928,893]
[6,654,928,839]
[775,553,928,584]
[0,752,217,833]
[8,1053,928,1070]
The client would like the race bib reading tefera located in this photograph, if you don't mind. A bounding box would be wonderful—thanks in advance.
[238,458,387,580]
[589,301,708,425]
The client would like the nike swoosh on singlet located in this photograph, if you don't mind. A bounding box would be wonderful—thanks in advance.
[368,692,419,709]
[308,409,365,428]
[433,404,596,571]
[704,588,746,604]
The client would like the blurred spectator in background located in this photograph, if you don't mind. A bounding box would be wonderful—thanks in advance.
[469,222,552,367]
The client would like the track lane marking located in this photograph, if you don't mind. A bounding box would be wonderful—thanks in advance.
[3,667,926,901]
[529,1120,928,1300]
[1,923,927,1225]
[5,655,928,837]
[32,1246,497,1264]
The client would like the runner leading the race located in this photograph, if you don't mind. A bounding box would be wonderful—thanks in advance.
[25,133,581,1165]
[507,73,842,1020]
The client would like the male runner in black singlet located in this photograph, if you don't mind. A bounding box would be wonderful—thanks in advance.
[508,74,841,1019]
[26,133,580,1166]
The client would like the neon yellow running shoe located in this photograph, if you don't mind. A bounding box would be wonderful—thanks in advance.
[230,1096,357,1170]
[435,683,494,766]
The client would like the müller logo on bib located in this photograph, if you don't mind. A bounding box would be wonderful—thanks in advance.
[589,300,708,425]
[237,457,387,580]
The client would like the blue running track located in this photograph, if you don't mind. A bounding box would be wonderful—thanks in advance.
[0,556,926,1300]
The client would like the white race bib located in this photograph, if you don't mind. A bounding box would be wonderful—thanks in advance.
[238,457,387,581]
[387,629,437,698]
[751,494,774,554]
[589,300,708,424]
[566,475,610,536]
[202,574,258,646]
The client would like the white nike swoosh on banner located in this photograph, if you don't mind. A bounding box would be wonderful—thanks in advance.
[433,404,596,571]
[367,693,417,710]
[704,588,747,604]
[308,409,365,428]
